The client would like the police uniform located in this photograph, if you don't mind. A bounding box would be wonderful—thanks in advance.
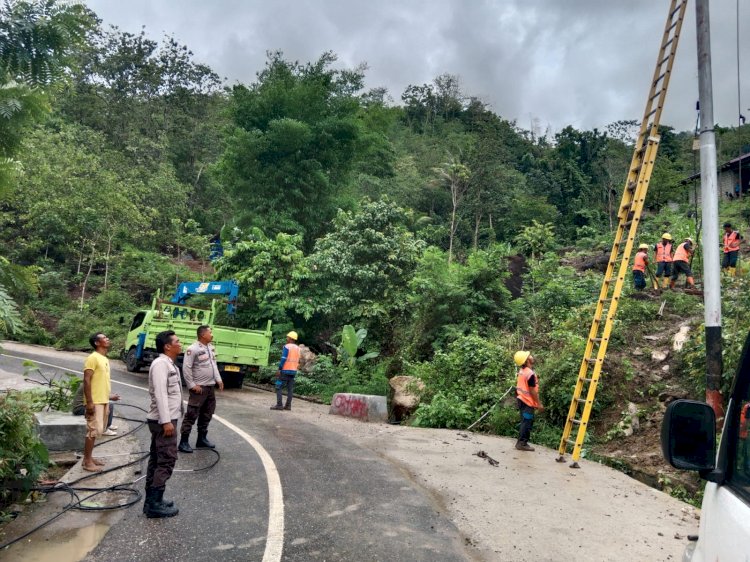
[180,341,222,447]
[146,354,183,498]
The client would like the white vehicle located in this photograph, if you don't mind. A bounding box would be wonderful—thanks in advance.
[662,332,750,562]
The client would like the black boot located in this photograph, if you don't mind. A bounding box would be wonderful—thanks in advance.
[156,488,174,508]
[178,435,193,453]
[195,431,215,449]
[144,488,178,518]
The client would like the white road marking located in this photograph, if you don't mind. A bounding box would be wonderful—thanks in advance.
[2,352,285,562]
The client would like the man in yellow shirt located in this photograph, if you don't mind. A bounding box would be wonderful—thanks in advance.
[82,332,119,472]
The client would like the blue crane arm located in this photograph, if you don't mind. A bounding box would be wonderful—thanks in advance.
[170,281,239,315]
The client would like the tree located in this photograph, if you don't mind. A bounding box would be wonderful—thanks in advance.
[432,156,471,263]
[303,198,425,341]
[213,230,308,331]
[218,51,369,248]
[0,0,93,194]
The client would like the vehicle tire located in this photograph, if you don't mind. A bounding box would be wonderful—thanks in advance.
[125,347,141,373]
[222,372,244,389]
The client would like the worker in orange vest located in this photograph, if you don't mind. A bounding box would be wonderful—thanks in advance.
[653,233,673,289]
[271,331,300,411]
[721,222,742,277]
[670,237,696,289]
[514,350,543,452]
[632,243,649,291]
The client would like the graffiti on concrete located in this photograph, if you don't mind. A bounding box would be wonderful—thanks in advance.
[332,394,369,418]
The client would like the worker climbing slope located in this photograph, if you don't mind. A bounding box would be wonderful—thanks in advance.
[632,243,649,291]
[721,222,742,277]
[670,237,696,289]
[653,233,673,289]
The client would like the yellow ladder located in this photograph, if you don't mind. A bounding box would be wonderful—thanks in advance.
[556,0,688,468]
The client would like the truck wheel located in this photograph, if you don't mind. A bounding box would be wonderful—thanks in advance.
[125,347,141,373]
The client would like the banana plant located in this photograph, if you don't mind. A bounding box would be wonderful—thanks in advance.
[340,325,379,367]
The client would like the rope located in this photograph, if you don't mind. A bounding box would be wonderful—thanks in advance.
[466,386,515,432]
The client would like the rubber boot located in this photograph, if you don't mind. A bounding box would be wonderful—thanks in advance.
[178,434,193,453]
[142,487,174,513]
[156,488,174,508]
[687,276,695,289]
[669,279,676,290]
[662,277,669,289]
[196,432,215,449]
[729,267,736,277]
[144,488,178,518]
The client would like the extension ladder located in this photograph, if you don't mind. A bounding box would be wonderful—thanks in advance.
[556,0,688,468]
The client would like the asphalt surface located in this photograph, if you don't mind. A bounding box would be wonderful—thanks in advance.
[0,345,469,562]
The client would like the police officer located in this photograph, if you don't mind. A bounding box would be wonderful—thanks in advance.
[144,330,182,518]
[178,325,224,453]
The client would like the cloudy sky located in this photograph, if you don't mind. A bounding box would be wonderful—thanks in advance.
[85,0,748,134]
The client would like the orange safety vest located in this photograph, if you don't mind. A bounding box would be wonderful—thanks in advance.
[633,251,648,272]
[723,231,740,254]
[281,343,300,372]
[741,403,750,440]
[673,242,691,263]
[655,242,673,263]
[516,367,540,408]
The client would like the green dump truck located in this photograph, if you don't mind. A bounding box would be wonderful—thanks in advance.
[122,282,272,388]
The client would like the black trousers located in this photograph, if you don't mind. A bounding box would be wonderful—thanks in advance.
[180,386,216,436]
[146,419,178,490]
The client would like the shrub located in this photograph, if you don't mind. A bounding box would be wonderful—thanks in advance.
[0,393,49,511]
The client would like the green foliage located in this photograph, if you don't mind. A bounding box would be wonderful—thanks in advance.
[0,392,49,509]
[520,255,599,332]
[411,334,512,428]
[401,245,516,359]
[294,357,389,403]
[214,230,308,330]
[0,0,94,194]
[339,325,379,367]
[303,198,424,339]
[22,364,81,412]
[515,220,555,259]
[218,51,371,246]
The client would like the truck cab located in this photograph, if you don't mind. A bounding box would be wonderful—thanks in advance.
[661,331,750,561]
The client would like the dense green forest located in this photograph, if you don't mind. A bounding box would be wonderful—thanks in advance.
[2,0,750,451]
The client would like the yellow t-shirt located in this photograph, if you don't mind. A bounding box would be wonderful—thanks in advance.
[84,351,110,404]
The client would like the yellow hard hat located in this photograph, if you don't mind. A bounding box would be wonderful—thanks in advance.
[287,331,298,340]
[685,237,695,245]
[513,350,531,367]
[661,233,672,240]
[638,243,649,250]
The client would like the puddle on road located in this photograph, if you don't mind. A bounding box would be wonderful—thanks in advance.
[3,523,109,562]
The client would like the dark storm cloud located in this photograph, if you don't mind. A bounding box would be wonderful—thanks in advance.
[86,0,748,133]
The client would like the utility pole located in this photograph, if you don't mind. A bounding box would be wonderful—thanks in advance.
[695,0,724,419]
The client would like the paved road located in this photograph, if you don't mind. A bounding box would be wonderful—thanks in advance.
[0,345,470,562]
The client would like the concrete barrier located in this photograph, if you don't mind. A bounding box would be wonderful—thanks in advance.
[34,411,86,451]
[329,393,388,422]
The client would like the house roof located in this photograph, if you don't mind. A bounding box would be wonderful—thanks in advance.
[681,151,750,184]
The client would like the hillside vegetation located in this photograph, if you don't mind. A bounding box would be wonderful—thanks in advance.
[2,0,750,503]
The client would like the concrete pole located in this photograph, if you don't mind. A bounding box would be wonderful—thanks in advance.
[695,0,724,419]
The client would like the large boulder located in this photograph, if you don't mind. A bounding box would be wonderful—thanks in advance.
[297,344,317,374]
[389,376,425,422]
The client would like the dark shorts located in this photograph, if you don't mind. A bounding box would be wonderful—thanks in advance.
[671,260,692,279]
[655,261,672,277]
[722,251,739,268]
[633,270,646,290]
